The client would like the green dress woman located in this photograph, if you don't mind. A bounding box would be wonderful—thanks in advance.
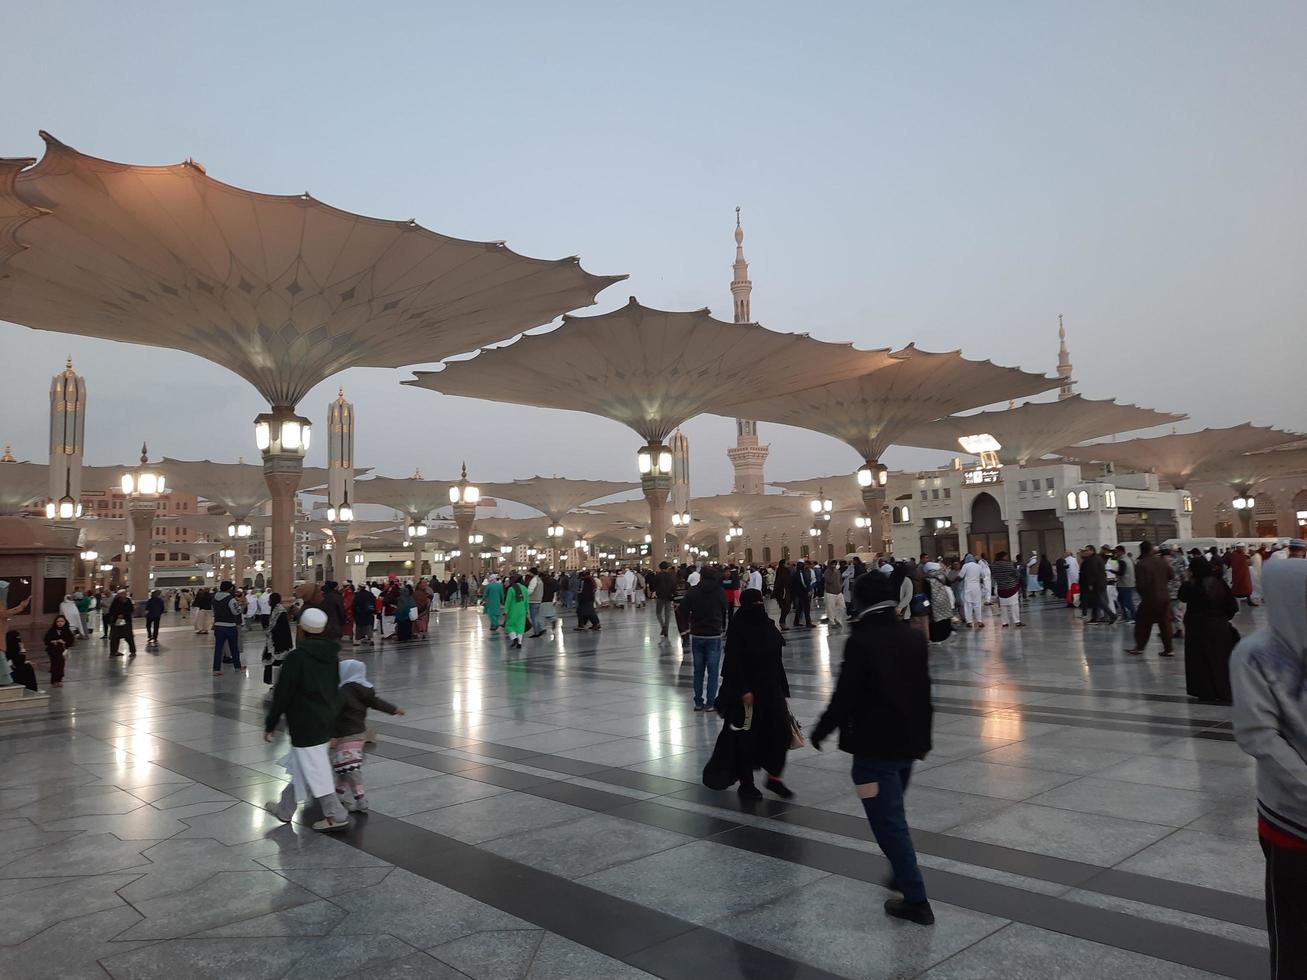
[482,576,504,632]
[502,576,530,649]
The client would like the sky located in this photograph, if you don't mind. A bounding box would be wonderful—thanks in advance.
[2,0,1304,504]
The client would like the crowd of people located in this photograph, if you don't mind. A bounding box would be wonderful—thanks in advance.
[4,537,1304,972]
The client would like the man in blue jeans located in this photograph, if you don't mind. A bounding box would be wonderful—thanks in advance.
[211,580,244,675]
[811,571,935,925]
[679,566,728,711]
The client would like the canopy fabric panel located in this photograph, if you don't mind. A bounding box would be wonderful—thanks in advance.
[0,461,52,513]
[721,347,1062,462]
[349,475,462,518]
[1187,447,1307,488]
[473,477,640,519]
[767,474,865,511]
[0,133,622,407]
[1056,424,1300,488]
[897,396,1186,466]
[407,298,899,443]
[159,458,340,515]
[688,492,814,526]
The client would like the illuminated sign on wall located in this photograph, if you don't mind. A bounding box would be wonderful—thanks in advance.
[963,469,1001,486]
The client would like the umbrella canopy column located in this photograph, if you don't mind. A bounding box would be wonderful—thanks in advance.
[258,407,311,593]
[639,442,672,566]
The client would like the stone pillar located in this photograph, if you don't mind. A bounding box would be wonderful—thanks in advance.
[128,500,155,601]
[452,504,475,576]
[233,539,248,589]
[644,490,668,567]
[263,457,303,595]
[412,537,424,582]
[329,523,351,582]
[861,487,886,557]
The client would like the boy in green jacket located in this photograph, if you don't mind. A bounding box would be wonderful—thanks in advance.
[263,608,350,831]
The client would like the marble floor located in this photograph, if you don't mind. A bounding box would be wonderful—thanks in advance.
[1,593,1271,979]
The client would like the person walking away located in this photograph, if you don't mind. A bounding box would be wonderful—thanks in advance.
[526,567,545,638]
[263,608,350,832]
[654,562,677,638]
[107,589,137,658]
[924,563,955,642]
[792,561,815,628]
[192,587,212,634]
[1230,545,1255,607]
[719,588,794,800]
[681,565,728,711]
[1168,545,1190,638]
[211,580,243,674]
[5,630,39,691]
[412,580,431,639]
[774,559,793,629]
[263,593,294,686]
[1037,553,1054,596]
[722,566,741,623]
[333,659,405,813]
[810,571,935,925]
[824,560,846,630]
[959,556,985,628]
[352,584,376,646]
[575,570,601,631]
[244,589,259,630]
[991,552,1024,627]
[257,589,271,629]
[1079,546,1113,624]
[394,585,415,642]
[1180,557,1239,703]
[539,570,559,635]
[482,574,504,632]
[503,574,529,649]
[1128,540,1175,657]
[44,613,75,686]
[144,589,165,646]
[1115,546,1137,623]
[1230,559,1307,978]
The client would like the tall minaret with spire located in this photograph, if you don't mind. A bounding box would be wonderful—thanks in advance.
[1056,314,1074,400]
[326,386,355,516]
[726,208,770,494]
[48,355,87,516]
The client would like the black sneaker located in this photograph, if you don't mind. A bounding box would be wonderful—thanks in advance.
[737,783,763,800]
[884,897,935,925]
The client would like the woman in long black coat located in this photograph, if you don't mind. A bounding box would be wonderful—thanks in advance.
[718,588,793,800]
[1179,557,1239,703]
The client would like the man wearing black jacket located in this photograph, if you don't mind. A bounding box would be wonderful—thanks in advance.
[680,566,728,711]
[211,581,244,674]
[811,572,935,926]
[653,562,677,638]
[106,589,137,658]
[1079,546,1114,624]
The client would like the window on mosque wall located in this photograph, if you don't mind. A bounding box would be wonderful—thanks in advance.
[1079,491,1090,510]
[931,489,940,499]
[943,488,952,499]
[1045,478,1055,490]
[920,490,927,501]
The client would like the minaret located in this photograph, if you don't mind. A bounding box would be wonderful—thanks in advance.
[670,429,690,513]
[325,388,356,582]
[1056,314,1073,400]
[326,387,355,516]
[727,208,770,494]
[48,355,86,515]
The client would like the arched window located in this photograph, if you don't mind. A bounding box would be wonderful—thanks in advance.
[1066,491,1078,511]
[1078,490,1090,510]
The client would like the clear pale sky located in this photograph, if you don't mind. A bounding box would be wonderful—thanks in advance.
[2,1,1303,498]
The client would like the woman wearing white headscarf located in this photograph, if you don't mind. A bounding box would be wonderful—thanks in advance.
[59,594,84,637]
[332,658,404,812]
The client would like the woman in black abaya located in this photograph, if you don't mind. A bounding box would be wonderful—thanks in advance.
[718,588,793,800]
[1179,557,1239,703]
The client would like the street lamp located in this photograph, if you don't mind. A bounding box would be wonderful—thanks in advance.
[546,524,564,537]
[254,407,311,594]
[637,442,673,565]
[856,462,888,488]
[325,493,354,523]
[120,447,167,602]
[46,467,82,519]
[809,489,833,522]
[670,510,691,527]
[407,521,429,538]
[227,522,252,539]
[469,533,484,546]
[449,462,480,574]
[1232,495,1255,510]
[500,545,514,555]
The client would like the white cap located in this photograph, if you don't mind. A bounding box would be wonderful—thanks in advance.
[300,608,328,634]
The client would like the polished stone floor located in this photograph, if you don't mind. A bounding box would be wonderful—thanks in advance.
[1,593,1270,980]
